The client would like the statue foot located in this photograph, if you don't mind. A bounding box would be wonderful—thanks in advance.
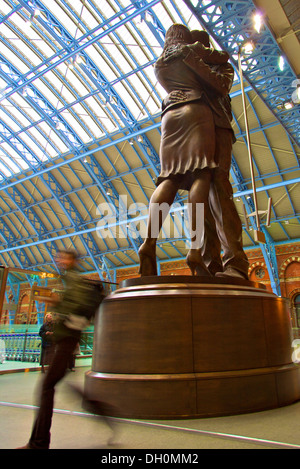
[138,243,157,276]
[215,267,248,280]
[186,249,212,277]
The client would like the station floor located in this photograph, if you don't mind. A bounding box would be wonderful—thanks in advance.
[1,358,300,451]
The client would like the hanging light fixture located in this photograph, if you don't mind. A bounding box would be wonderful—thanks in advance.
[278,55,285,71]
[253,12,264,33]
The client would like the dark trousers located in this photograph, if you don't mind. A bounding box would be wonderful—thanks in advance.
[209,168,249,275]
[29,336,78,449]
[202,127,249,276]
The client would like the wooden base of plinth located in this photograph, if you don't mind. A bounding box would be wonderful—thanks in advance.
[85,276,300,419]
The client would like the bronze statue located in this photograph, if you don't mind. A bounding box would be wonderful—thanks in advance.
[138,24,249,280]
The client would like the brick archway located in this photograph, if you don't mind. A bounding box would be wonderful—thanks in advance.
[279,257,300,279]
[248,261,268,282]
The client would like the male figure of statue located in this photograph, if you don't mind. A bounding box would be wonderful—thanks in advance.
[182,30,249,279]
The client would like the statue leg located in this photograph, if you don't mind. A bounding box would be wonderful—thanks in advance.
[201,204,223,275]
[139,178,180,276]
[186,168,212,276]
[208,128,249,279]
[209,168,249,279]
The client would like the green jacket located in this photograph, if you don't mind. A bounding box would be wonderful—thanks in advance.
[53,269,91,342]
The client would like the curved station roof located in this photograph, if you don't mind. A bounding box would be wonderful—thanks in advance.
[0,0,299,294]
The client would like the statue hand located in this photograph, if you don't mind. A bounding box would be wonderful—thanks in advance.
[167,90,188,103]
[164,44,189,62]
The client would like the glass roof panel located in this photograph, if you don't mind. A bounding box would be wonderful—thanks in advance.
[0,0,209,177]
[1,143,29,170]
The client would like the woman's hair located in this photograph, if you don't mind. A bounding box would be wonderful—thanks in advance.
[163,24,193,52]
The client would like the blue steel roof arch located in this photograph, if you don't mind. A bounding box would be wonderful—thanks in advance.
[0,5,113,145]
[19,0,77,49]
[7,185,53,235]
[54,130,158,261]
[0,128,109,276]
[229,110,270,244]
[83,155,144,256]
[100,128,188,251]
[62,171,119,249]
[277,222,291,241]
[0,61,55,164]
[73,46,155,135]
[93,143,156,254]
[0,105,82,241]
[0,121,161,196]
[99,138,153,203]
[239,94,291,223]
[0,3,22,24]
[0,114,42,172]
[0,0,162,101]
[53,43,162,176]
[0,216,38,269]
[1,96,65,162]
[183,0,300,147]
[230,90,285,294]
[1,183,52,243]
[58,0,164,115]
[71,50,163,180]
[22,83,86,151]
[0,142,25,177]
[1,2,163,182]
[180,0,298,276]
[96,42,155,124]
[39,156,127,278]
[230,101,276,230]
[0,0,298,280]
[0,55,82,157]
[2,184,66,268]
[1,0,164,266]
[247,97,298,222]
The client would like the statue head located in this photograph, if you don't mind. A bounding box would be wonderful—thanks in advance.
[164,24,193,49]
[191,30,210,47]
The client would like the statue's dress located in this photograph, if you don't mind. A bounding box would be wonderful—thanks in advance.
[154,55,217,190]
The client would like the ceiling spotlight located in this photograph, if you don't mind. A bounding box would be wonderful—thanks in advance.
[284,102,294,110]
[253,12,263,33]
[278,55,285,71]
[241,40,255,55]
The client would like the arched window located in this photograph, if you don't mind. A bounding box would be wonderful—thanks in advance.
[294,294,300,328]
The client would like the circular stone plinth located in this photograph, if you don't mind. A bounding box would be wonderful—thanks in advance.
[85,276,300,419]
